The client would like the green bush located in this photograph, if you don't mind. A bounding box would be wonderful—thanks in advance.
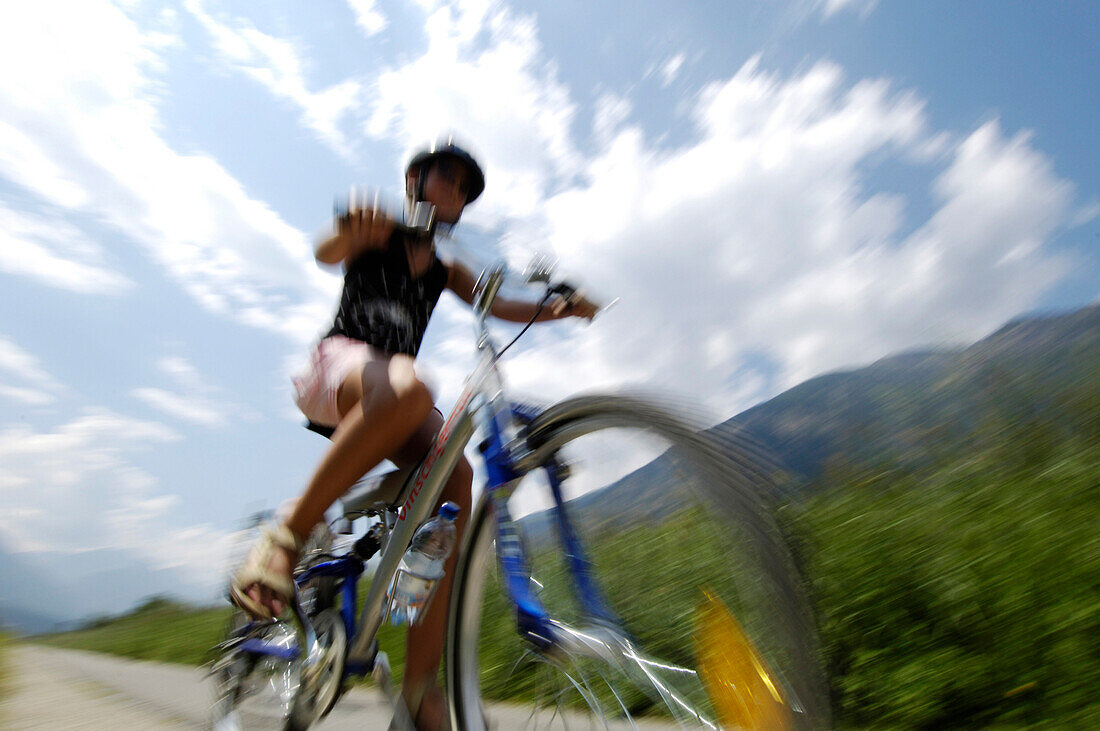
[786,443,1100,728]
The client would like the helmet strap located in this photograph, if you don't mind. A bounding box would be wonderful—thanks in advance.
[415,164,427,202]
[408,160,463,226]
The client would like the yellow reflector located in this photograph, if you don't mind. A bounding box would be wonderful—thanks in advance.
[694,591,794,730]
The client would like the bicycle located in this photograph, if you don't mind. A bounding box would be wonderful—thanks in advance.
[209,248,831,730]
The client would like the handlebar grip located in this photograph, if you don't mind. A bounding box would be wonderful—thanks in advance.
[551,282,577,300]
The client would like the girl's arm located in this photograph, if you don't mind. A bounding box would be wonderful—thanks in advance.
[315,207,394,266]
[445,260,598,322]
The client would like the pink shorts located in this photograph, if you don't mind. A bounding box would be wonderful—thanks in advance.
[292,336,387,427]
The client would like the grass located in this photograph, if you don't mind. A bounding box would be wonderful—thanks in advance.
[1,626,14,729]
[36,597,230,666]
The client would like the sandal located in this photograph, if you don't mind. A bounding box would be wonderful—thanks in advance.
[229,524,302,619]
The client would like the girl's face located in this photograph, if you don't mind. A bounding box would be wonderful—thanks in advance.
[419,157,471,223]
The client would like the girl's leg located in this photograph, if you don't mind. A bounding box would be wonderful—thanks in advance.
[386,411,473,730]
[286,354,433,535]
[242,354,434,616]
[239,348,469,731]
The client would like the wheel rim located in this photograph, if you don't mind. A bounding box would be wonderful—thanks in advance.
[451,416,827,729]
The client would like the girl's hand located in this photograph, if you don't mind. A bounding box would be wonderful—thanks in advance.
[551,291,599,320]
[338,203,394,258]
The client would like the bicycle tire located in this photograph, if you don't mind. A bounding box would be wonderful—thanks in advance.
[446,395,829,730]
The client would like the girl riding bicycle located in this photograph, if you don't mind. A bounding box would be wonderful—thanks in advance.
[230,138,597,729]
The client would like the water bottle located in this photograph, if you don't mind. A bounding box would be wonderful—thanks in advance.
[388,501,460,626]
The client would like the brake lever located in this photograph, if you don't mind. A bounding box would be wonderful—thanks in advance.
[548,281,617,319]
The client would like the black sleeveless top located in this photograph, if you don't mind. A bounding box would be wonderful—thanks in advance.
[326,233,448,356]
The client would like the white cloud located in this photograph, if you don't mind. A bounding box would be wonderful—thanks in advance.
[0,410,178,549]
[593,92,632,146]
[0,335,64,406]
[365,0,581,223]
[348,0,387,37]
[0,384,55,406]
[1070,200,1100,228]
[0,120,89,207]
[131,387,224,426]
[659,53,685,87]
[0,203,134,294]
[0,0,337,345]
[157,356,205,392]
[0,407,231,592]
[185,0,363,151]
[479,59,1078,420]
[131,354,259,427]
[817,0,878,19]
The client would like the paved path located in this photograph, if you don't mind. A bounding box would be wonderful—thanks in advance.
[1,644,395,730]
[1,644,679,729]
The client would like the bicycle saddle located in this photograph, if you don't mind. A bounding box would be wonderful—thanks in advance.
[340,469,408,515]
[305,420,337,440]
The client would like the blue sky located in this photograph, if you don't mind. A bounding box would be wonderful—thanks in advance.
[0,0,1097,621]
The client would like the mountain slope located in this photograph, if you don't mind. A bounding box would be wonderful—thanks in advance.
[724,304,1100,483]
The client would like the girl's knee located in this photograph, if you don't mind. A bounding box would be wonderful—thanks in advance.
[379,356,434,418]
[401,377,434,420]
[453,456,473,489]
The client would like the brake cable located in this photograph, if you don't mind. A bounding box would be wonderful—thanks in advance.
[492,290,556,363]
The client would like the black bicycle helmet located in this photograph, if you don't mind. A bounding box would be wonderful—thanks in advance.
[406,138,485,204]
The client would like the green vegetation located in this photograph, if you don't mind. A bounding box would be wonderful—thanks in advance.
[36,597,230,665]
[1,627,10,705]
[783,440,1100,729]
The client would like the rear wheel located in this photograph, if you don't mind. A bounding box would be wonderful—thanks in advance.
[447,396,829,729]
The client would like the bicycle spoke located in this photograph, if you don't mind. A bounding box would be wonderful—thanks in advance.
[618,644,715,729]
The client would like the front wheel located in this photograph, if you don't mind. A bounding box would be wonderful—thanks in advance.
[446,395,830,729]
